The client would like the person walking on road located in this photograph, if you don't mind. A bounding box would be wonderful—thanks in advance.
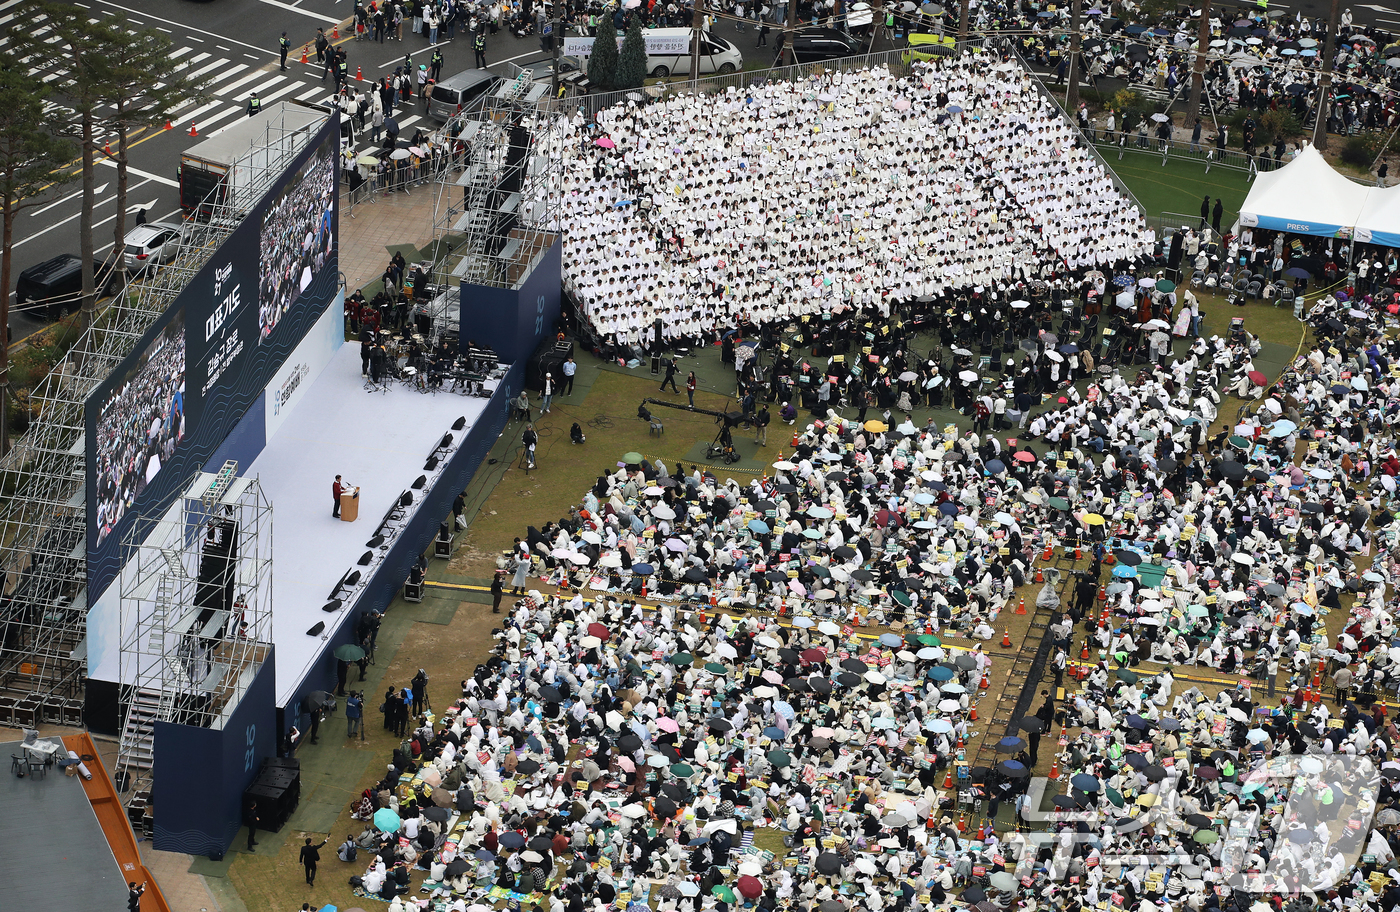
[314,27,328,63]
[300,837,328,886]
[246,92,261,117]
[474,31,487,68]
[279,31,290,70]
[430,47,444,82]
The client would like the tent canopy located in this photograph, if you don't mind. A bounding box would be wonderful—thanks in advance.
[1238,145,1400,248]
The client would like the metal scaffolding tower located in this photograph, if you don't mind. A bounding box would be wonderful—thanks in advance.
[113,466,272,807]
[421,72,564,335]
[0,105,321,717]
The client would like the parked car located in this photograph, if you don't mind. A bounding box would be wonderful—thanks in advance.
[15,253,83,320]
[790,28,863,64]
[428,69,504,121]
[122,221,186,276]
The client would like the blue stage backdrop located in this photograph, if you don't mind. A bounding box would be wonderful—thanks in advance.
[458,238,561,364]
[86,118,340,602]
[153,653,276,856]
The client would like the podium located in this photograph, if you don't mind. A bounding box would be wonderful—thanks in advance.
[339,487,360,522]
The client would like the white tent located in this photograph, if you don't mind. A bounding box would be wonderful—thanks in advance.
[1238,145,1400,249]
[1238,146,1371,238]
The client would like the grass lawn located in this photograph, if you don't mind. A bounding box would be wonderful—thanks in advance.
[1102,147,1254,228]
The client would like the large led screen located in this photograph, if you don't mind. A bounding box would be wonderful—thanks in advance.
[87,117,340,599]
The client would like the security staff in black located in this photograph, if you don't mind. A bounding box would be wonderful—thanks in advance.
[473,32,486,68]
[430,48,443,81]
[246,92,261,117]
[279,31,290,70]
[336,55,349,90]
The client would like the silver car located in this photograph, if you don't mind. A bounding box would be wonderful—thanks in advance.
[122,221,186,275]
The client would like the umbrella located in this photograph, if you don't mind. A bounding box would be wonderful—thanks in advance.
[738,876,763,899]
[374,808,402,833]
[815,853,843,875]
[305,690,335,711]
[1284,266,1311,279]
[1019,716,1046,734]
[1071,773,1101,792]
[334,643,366,662]
[595,136,616,148]
[995,736,1026,753]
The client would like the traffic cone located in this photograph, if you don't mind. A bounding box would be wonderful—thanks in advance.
[164,119,172,130]
[709,593,718,607]
[956,814,967,832]
[1098,608,1108,630]
[1097,584,1107,601]
[357,65,363,80]
[969,703,978,721]
[1041,544,1053,562]
[976,821,986,840]
[640,581,647,598]
[1074,546,1082,560]
[943,768,954,789]
[1048,756,1060,779]
[956,732,964,749]
[104,142,111,155]
[1016,596,1027,615]
[1034,566,1043,583]
[301,45,309,64]
[332,25,339,39]
[979,672,989,690]
[1001,629,1012,648]
[924,621,933,636]
[188,122,198,136]
[1080,640,1089,660]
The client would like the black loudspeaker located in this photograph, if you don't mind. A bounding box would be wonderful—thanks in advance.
[344,571,361,587]
[400,492,413,507]
[424,456,439,471]
[366,535,385,548]
[306,621,325,636]
[358,551,373,566]
[452,416,466,430]
[499,125,531,196]
[440,433,453,449]
[412,475,427,489]
[322,599,343,612]
[194,518,239,636]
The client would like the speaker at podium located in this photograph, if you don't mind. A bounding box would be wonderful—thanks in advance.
[340,486,360,522]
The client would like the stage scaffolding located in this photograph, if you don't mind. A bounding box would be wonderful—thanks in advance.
[423,70,564,332]
[113,466,273,812]
[0,106,322,719]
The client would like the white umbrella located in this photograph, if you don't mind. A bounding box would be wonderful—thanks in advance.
[565,551,590,565]
[580,530,602,545]
[651,504,676,520]
[390,148,412,160]
[1150,113,1170,122]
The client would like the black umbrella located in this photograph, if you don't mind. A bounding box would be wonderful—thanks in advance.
[499,831,526,848]
[423,806,450,822]
[516,758,541,775]
[655,795,678,817]
[528,835,554,853]
[618,734,643,753]
[684,567,707,582]
[778,648,801,663]
[953,655,977,671]
[1019,716,1046,734]
[851,569,875,582]
[305,691,335,711]
[1219,461,1247,481]
[840,658,869,674]
[836,672,862,687]
[1157,457,1177,473]
[815,852,843,875]
[1185,813,1212,828]
[1113,550,1143,566]
[833,546,857,559]
[709,718,734,733]
[538,685,562,703]
[809,676,833,694]
[661,782,691,801]
[766,570,789,582]
[445,858,471,877]
[997,760,1030,778]
[786,677,810,692]
[963,887,987,903]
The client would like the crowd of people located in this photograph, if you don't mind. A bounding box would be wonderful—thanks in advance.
[258,144,337,343]
[560,55,1153,354]
[92,319,188,547]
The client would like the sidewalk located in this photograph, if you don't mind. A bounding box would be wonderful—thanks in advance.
[339,182,440,295]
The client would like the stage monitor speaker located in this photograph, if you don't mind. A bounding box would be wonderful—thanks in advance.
[306,622,325,636]
[497,125,531,196]
[412,475,427,490]
[366,535,385,548]
[344,571,361,587]
[357,551,374,566]
[400,492,413,507]
[322,598,343,612]
[452,416,466,430]
[424,456,439,471]
[440,433,453,449]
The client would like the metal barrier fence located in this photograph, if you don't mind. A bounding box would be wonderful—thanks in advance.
[1088,133,1257,173]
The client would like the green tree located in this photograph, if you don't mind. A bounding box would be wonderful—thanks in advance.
[588,18,619,93]
[11,2,126,330]
[91,27,212,290]
[0,70,79,455]
[616,19,647,90]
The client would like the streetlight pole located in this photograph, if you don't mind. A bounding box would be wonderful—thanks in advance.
[1066,0,1082,116]
[550,17,561,99]
[1314,0,1341,150]
[1186,0,1211,123]
[691,0,704,81]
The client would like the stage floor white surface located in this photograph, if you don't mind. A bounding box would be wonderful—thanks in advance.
[254,345,493,705]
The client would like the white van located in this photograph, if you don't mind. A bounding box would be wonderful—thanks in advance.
[564,28,743,79]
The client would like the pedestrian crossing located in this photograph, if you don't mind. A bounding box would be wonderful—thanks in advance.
[4,0,433,166]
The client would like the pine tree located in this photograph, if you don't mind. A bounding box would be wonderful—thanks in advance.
[615,19,647,90]
[588,18,619,93]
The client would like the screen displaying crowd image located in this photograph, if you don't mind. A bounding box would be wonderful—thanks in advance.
[93,310,187,548]
[257,141,336,344]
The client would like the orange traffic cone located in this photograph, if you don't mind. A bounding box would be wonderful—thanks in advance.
[332,25,339,39]
[956,732,964,749]
[924,621,933,635]
[1048,757,1060,779]
[1097,584,1107,601]
[1098,608,1108,630]
[164,119,172,130]
[356,65,363,80]
[1016,596,1027,615]
[640,582,647,598]
[1041,544,1053,562]
[697,609,707,626]
[979,672,989,690]
[943,768,954,789]
[1001,629,1012,648]
[976,821,986,840]
[104,142,111,155]
[969,703,978,721]
[709,593,718,607]
[188,122,198,136]
[1080,640,1089,660]
[956,814,967,832]
[1034,566,1043,583]
[301,45,309,64]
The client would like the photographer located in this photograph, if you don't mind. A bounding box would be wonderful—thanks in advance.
[346,690,364,741]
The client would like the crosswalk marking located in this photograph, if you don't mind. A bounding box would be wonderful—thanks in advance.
[258,81,304,105]
[211,67,272,98]
[192,106,244,134]
[187,57,235,81]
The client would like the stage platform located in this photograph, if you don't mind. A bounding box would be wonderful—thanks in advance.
[0,740,130,910]
[251,344,502,706]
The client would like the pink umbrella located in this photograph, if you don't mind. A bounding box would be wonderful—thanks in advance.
[762,670,784,684]
[1013,451,1036,463]
[595,136,616,149]
[655,716,680,733]
[617,757,635,773]
[789,579,807,597]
